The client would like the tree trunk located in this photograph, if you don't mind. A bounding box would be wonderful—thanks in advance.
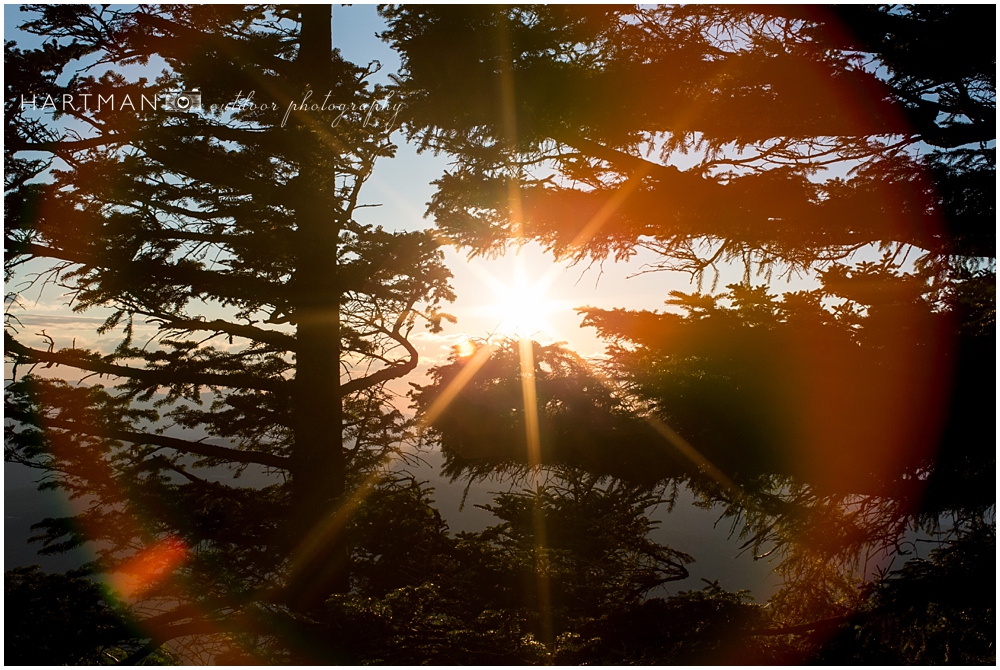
[285,3,349,611]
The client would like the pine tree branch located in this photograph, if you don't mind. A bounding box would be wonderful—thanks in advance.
[6,122,271,154]
[753,614,855,636]
[6,405,290,470]
[136,13,298,81]
[5,333,288,393]
[5,240,288,309]
[148,229,244,244]
[551,130,701,185]
[142,314,296,351]
[121,619,244,665]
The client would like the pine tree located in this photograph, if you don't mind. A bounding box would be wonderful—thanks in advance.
[5,4,453,659]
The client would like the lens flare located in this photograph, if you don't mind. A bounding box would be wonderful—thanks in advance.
[455,338,477,358]
[108,535,188,600]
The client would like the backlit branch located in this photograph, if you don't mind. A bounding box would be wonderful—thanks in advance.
[6,406,290,470]
[5,333,287,393]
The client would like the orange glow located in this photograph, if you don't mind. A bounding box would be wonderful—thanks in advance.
[109,536,188,600]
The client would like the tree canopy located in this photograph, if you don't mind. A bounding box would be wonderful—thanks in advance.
[382,4,993,268]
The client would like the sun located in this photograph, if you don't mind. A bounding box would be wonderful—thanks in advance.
[462,255,568,341]
[487,271,562,339]
[454,337,477,358]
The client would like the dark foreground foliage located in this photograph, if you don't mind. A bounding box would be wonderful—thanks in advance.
[6,479,993,664]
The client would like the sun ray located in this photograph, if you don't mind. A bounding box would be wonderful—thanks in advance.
[518,338,543,469]
[564,165,652,255]
[642,415,743,501]
[282,469,379,592]
[493,9,554,644]
[417,341,495,429]
[285,334,498,597]
[569,351,747,502]
[517,336,554,645]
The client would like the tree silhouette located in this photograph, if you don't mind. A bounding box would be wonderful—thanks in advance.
[5,4,453,659]
[412,340,691,484]
[5,566,148,664]
[385,3,995,659]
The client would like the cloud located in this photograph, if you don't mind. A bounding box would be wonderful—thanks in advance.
[8,314,111,327]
